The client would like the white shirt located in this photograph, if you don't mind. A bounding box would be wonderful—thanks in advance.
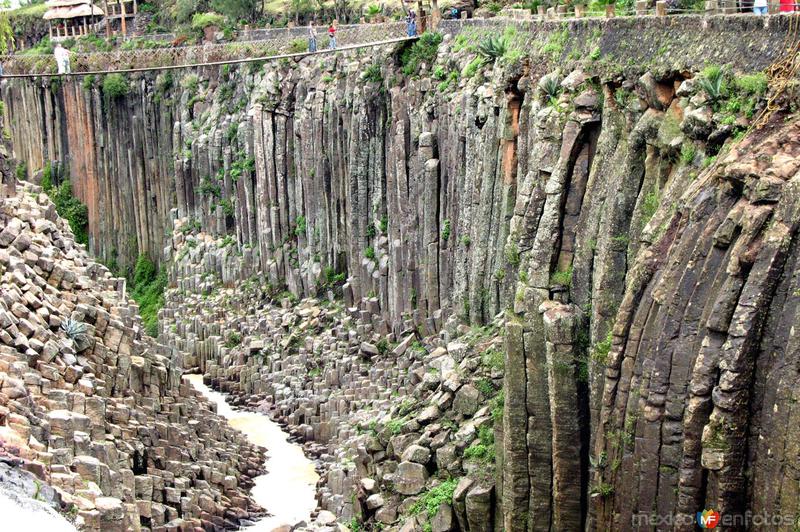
[753,0,767,7]
[54,47,69,62]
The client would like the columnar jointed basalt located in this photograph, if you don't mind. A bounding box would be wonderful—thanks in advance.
[0,183,266,530]
[159,226,508,530]
[3,14,800,532]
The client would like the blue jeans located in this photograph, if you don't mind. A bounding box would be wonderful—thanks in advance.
[309,38,317,52]
[407,22,417,36]
[328,37,336,49]
[753,5,767,14]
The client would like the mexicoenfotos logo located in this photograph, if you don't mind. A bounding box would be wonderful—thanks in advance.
[697,509,721,529]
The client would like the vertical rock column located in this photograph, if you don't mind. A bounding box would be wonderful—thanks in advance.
[541,302,586,531]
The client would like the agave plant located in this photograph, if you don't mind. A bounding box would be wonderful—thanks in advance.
[366,4,382,19]
[697,65,726,105]
[61,318,88,341]
[538,74,561,103]
[477,35,508,64]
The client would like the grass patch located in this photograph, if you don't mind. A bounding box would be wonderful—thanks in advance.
[463,426,495,462]
[550,265,573,287]
[130,254,168,337]
[410,478,459,520]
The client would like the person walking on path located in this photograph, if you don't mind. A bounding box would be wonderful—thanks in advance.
[328,23,337,50]
[308,24,317,52]
[54,43,72,74]
[753,0,768,14]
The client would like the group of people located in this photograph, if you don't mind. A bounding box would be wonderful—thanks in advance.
[307,23,338,52]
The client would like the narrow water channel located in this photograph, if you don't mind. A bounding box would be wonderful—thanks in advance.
[184,375,319,530]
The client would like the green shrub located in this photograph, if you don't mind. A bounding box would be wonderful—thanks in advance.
[181,74,200,94]
[102,73,129,99]
[295,215,307,236]
[225,332,242,348]
[400,32,442,76]
[191,12,224,31]
[82,74,95,91]
[462,57,482,78]
[364,246,376,260]
[591,330,613,365]
[288,38,308,53]
[41,163,53,192]
[50,180,89,245]
[641,189,659,222]
[130,254,168,337]
[376,338,389,355]
[735,72,768,96]
[218,198,235,217]
[199,177,222,198]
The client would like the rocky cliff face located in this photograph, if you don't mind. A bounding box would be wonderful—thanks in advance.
[3,14,799,532]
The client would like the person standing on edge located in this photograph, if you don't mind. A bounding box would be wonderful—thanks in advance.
[54,43,71,74]
[308,24,317,52]
[328,22,337,50]
[753,0,768,14]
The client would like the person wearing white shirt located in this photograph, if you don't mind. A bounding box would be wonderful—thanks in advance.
[54,43,71,74]
[753,0,768,15]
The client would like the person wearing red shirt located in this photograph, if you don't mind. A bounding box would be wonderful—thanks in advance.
[328,23,337,50]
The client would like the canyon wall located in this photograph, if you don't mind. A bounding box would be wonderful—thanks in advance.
[3,14,799,531]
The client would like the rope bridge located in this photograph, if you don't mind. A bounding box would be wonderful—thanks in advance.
[0,21,415,78]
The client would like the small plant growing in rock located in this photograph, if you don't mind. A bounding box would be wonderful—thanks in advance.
[410,478,459,520]
[364,247,376,260]
[550,265,573,287]
[61,318,88,341]
[505,243,520,267]
[680,143,696,165]
[362,63,383,84]
[224,332,242,349]
[591,330,613,366]
[697,65,726,105]
[400,32,443,76]
[539,74,561,105]
[592,482,614,498]
[376,338,389,355]
[477,35,507,64]
[441,219,451,241]
[294,215,307,236]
